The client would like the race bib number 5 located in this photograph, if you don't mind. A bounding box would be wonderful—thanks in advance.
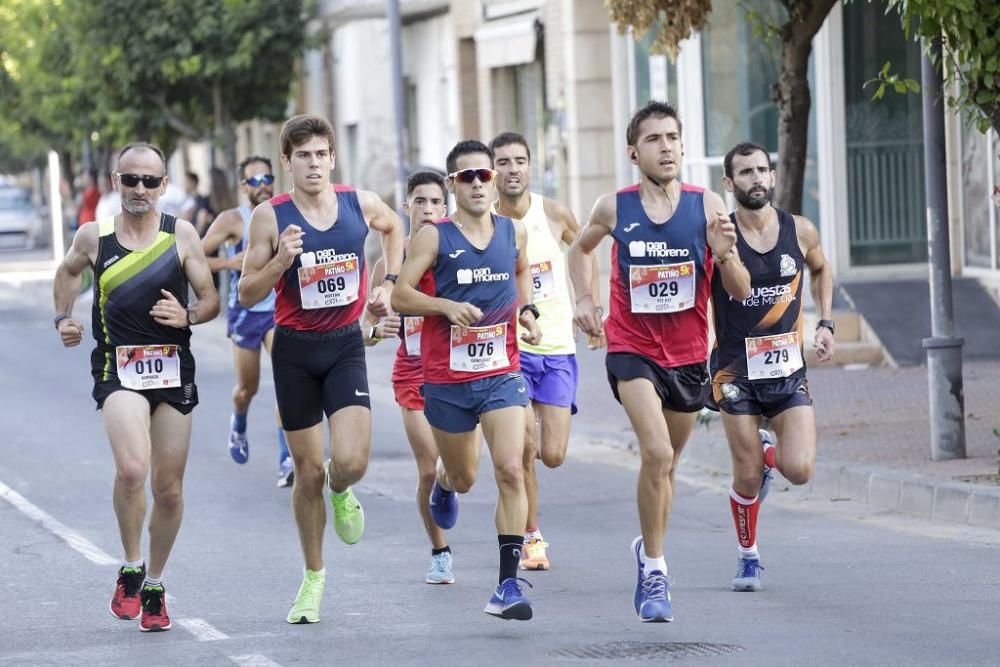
[745,332,804,380]
[298,255,360,310]
[449,323,509,372]
[531,261,556,301]
[629,261,696,313]
[116,345,180,390]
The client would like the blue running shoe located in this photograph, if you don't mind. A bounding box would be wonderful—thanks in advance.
[732,556,763,592]
[631,536,672,622]
[483,577,533,620]
[759,429,775,502]
[276,456,294,488]
[228,426,249,464]
[429,481,458,529]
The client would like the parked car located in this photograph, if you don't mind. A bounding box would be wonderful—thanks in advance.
[0,187,40,250]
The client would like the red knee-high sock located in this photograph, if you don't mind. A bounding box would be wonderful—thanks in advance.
[729,487,760,551]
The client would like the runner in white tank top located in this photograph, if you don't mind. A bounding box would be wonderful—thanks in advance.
[491,132,604,571]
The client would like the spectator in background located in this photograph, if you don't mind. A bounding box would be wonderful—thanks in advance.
[77,170,101,226]
[196,167,236,236]
[182,171,211,227]
[95,171,121,221]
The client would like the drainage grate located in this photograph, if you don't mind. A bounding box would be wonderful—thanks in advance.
[549,642,744,661]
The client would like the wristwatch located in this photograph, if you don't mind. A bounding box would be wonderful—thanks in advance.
[383,273,399,284]
[54,314,69,330]
[369,324,383,343]
[519,304,540,320]
[816,319,835,335]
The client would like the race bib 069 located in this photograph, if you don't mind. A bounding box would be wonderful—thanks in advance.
[449,323,509,372]
[115,345,180,390]
[298,255,360,310]
[629,261,696,313]
[745,331,804,380]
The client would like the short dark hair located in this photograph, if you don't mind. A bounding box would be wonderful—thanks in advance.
[406,170,447,198]
[118,142,168,174]
[723,141,770,179]
[238,155,273,181]
[446,140,493,175]
[186,171,199,185]
[489,132,531,162]
[280,114,336,158]
[626,101,683,146]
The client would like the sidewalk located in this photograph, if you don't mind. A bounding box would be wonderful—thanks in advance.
[571,347,1000,530]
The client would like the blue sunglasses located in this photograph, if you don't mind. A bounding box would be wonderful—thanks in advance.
[243,174,275,187]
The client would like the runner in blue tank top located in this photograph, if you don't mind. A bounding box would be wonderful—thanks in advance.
[202,156,292,486]
[711,142,835,593]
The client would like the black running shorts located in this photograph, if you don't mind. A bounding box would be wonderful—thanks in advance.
[708,375,812,418]
[605,352,710,413]
[271,322,370,431]
[91,347,198,415]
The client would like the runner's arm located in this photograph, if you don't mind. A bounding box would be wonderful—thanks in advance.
[549,198,602,310]
[391,224,444,317]
[176,219,220,325]
[568,193,614,308]
[360,190,404,308]
[201,209,242,272]
[703,190,751,301]
[361,257,387,345]
[238,203,285,308]
[796,215,833,320]
[53,222,98,319]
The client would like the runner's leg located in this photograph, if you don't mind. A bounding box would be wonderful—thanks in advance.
[146,403,193,579]
[102,391,152,563]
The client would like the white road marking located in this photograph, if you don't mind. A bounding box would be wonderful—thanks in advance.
[0,479,117,566]
[176,617,230,641]
[230,655,283,667]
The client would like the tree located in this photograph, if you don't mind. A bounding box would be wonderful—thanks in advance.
[605,0,838,214]
[886,0,1000,135]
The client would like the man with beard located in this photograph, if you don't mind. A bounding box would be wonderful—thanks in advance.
[570,101,750,623]
[202,157,293,486]
[711,141,834,592]
[53,142,220,631]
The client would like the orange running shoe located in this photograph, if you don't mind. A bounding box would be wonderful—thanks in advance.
[109,565,145,620]
[139,584,171,632]
[520,537,550,571]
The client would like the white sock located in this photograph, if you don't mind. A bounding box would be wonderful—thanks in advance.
[524,529,542,541]
[143,575,163,588]
[122,558,144,569]
[738,544,760,559]
[306,567,326,578]
[641,551,668,575]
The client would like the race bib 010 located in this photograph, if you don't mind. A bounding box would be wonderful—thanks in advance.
[745,331,804,380]
[629,261,696,313]
[298,255,360,310]
[449,323,509,373]
[115,345,180,390]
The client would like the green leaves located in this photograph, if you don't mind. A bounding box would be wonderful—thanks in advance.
[865,60,920,100]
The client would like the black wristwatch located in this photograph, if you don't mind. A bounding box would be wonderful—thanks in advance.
[519,304,540,320]
[369,324,383,343]
[383,273,399,284]
[54,314,69,330]
[816,319,835,335]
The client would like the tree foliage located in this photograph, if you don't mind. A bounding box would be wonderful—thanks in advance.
[887,0,1000,135]
[605,0,713,59]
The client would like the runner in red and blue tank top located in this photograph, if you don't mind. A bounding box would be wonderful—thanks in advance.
[392,140,542,621]
[711,142,835,594]
[363,171,460,584]
[569,102,751,623]
[238,115,404,625]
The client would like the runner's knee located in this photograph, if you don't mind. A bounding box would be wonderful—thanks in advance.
[115,460,148,491]
[539,444,566,469]
[151,484,183,511]
[639,442,674,475]
[494,458,524,490]
[450,469,477,494]
[782,458,813,485]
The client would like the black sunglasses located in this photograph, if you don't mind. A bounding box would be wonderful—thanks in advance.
[448,168,497,184]
[117,173,164,189]
[243,174,275,187]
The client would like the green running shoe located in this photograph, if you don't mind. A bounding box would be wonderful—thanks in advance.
[286,569,325,624]
[330,486,365,545]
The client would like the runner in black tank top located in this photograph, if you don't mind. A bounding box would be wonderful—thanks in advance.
[53,142,220,632]
[712,142,836,594]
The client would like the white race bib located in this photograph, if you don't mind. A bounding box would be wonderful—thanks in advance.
[449,323,509,372]
[116,345,181,390]
[530,261,556,302]
[298,255,360,310]
[404,316,423,357]
[629,261,696,313]
[745,332,804,380]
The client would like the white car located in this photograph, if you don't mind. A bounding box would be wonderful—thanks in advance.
[0,187,40,250]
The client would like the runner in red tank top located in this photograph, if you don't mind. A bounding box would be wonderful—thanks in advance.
[363,171,463,584]
[239,114,404,625]
[569,101,751,623]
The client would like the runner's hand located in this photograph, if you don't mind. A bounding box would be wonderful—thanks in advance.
[276,224,304,270]
[368,284,392,318]
[150,289,188,328]
[443,301,482,328]
[707,212,737,258]
[587,330,607,350]
[378,314,401,338]
[519,310,542,346]
[57,318,85,347]
[814,326,835,362]
[574,294,602,338]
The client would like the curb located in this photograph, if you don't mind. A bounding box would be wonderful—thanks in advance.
[679,434,1000,531]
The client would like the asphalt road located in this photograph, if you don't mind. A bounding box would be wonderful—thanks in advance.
[1,280,998,666]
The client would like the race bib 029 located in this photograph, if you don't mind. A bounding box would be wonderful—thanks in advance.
[449,323,509,373]
[745,331,804,380]
[629,261,696,313]
[298,255,360,310]
[115,345,181,390]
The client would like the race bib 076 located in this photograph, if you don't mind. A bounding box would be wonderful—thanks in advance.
[449,323,509,372]
[115,345,180,390]
[298,255,360,310]
[629,261,696,313]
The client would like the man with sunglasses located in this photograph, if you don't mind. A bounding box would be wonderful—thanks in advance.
[569,101,750,623]
[489,131,603,573]
[239,114,403,625]
[53,142,220,632]
[202,157,293,486]
[392,140,542,621]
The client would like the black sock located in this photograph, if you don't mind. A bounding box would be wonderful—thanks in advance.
[498,534,524,584]
[432,545,451,556]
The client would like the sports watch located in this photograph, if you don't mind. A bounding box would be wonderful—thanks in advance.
[816,319,835,335]
[519,304,540,320]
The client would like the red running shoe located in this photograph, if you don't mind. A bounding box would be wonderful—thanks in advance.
[109,566,145,620]
[139,585,171,632]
